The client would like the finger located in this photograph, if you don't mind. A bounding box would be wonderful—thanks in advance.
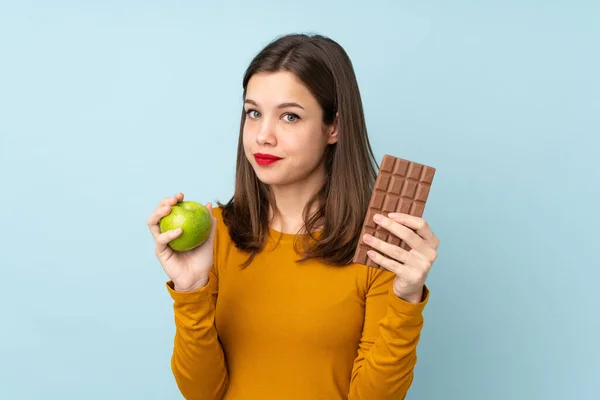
[413,245,438,264]
[147,204,172,238]
[365,232,435,273]
[373,213,428,254]
[362,233,409,264]
[376,213,438,261]
[368,250,430,292]
[366,249,402,275]
[155,228,183,254]
[388,213,436,243]
[147,193,184,237]
[157,192,184,209]
[410,256,433,276]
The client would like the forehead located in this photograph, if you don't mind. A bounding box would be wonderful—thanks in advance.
[245,71,318,107]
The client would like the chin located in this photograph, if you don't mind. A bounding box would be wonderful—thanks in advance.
[251,167,296,187]
[253,171,287,186]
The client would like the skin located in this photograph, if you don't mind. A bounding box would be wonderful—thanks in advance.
[243,71,338,235]
[364,213,439,303]
[147,194,217,292]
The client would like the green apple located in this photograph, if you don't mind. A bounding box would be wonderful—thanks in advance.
[159,201,212,252]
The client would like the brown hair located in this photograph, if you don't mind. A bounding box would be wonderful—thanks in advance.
[218,33,378,266]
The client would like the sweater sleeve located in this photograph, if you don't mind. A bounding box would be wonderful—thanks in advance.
[348,268,429,400]
[166,265,228,400]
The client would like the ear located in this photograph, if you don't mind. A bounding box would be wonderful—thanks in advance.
[326,112,339,145]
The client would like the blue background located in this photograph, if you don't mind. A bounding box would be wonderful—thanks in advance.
[1,1,598,399]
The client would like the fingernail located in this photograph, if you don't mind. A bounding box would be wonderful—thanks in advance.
[367,250,376,258]
[373,214,383,223]
[363,234,372,243]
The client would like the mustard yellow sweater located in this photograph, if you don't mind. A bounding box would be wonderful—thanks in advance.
[166,207,429,400]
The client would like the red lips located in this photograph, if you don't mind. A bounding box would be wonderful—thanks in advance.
[254,153,283,166]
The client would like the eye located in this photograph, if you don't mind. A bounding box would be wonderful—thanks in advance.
[283,113,300,123]
[246,109,261,119]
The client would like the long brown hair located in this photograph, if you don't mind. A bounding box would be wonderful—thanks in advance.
[219,33,378,266]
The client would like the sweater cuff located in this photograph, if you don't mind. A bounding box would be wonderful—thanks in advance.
[388,285,430,316]
[166,280,212,304]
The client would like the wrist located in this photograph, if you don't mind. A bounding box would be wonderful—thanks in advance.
[174,277,209,293]
[394,286,424,304]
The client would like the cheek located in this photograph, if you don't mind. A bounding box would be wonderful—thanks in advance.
[289,127,327,153]
[242,125,253,151]
[279,136,325,167]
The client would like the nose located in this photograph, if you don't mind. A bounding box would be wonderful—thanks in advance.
[255,118,277,146]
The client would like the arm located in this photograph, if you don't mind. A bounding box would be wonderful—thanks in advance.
[167,266,228,400]
[348,268,429,400]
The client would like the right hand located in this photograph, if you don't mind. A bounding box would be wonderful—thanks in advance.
[146,192,217,292]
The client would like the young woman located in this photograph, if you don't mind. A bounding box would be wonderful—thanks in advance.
[146,33,439,400]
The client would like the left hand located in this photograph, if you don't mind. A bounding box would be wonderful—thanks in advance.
[362,212,439,303]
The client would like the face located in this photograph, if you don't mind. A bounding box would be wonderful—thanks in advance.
[242,71,338,188]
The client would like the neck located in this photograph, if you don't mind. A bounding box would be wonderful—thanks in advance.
[269,171,325,235]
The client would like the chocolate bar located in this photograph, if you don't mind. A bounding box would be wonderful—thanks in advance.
[353,154,436,268]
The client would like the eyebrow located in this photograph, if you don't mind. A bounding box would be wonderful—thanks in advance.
[244,99,305,110]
